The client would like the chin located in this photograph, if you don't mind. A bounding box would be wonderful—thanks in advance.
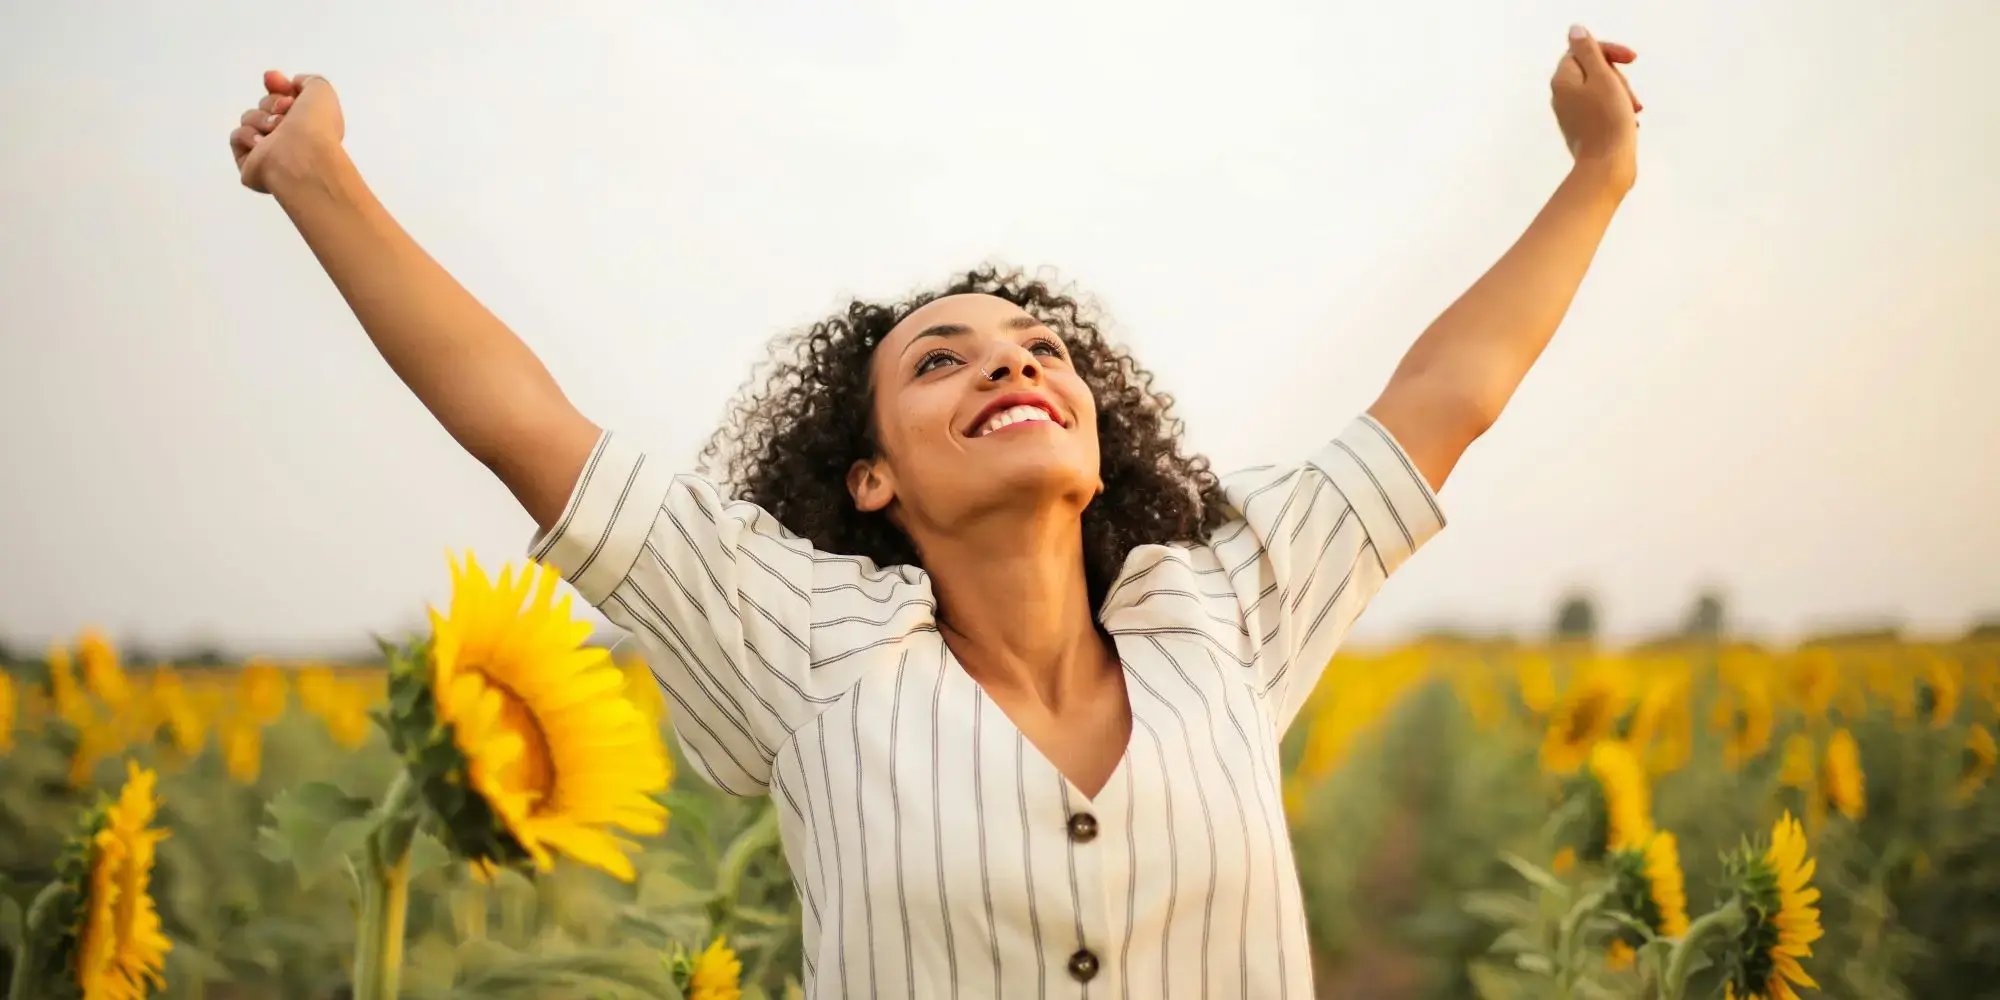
[971,455,1099,504]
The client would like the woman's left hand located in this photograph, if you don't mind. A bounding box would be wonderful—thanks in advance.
[1551,25,1642,189]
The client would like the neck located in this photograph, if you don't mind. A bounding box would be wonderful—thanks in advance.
[916,505,1108,710]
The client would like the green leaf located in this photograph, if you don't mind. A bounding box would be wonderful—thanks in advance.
[1499,851,1570,897]
[261,781,377,886]
[636,868,716,911]
[407,830,453,881]
[1462,890,1540,929]
[0,892,22,951]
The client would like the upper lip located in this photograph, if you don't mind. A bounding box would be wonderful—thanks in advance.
[964,392,1067,437]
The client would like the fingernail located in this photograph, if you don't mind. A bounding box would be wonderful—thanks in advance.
[250,133,262,145]
[267,114,280,126]
[1569,24,1588,40]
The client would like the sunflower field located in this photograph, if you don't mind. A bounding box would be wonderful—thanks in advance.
[2,560,1996,999]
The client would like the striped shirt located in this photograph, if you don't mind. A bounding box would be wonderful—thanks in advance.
[531,412,1445,998]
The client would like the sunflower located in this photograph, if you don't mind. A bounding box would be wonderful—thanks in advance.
[1587,740,1653,854]
[48,642,94,729]
[673,935,743,1000]
[1624,667,1692,775]
[298,666,377,749]
[1543,666,1629,774]
[1916,652,1960,729]
[77,629,133,710]
[620,654,667,727]
[220,715,263,784]
[1776,734,1815,791]
[0,670,16,753]
[1784,649,1839,720]
[1958,724,1997,802]
[1714,679,1775,770]
[147,668,206,759]
[1820,728,1865,821]
[1516,651,1559,715]
[387,554,670,881]
[1606,830,1690,965]
[1721,812,1823,1000]
[31,761,177,1000]
[238,660,289,725]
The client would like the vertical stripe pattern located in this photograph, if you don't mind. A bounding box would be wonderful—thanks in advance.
[528,413,1445,998]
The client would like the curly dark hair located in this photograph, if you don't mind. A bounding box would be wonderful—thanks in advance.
[699,267,1229,610]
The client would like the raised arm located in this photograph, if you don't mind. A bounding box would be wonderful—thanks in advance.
[1366,26,1642,493]
[229,71,598,530]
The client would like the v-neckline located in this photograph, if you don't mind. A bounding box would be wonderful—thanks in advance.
[941,639,1135,808]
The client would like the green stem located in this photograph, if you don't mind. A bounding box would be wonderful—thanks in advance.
[7,881,66,1000]
[1662,899,1745,1000]
[353,772,420,1000]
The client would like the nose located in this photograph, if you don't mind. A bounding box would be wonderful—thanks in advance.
[982,342,1040,383]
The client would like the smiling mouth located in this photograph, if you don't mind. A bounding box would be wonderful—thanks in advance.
[971,403,1062,437]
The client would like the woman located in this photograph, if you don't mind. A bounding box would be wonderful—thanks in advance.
[229,25,1641,997]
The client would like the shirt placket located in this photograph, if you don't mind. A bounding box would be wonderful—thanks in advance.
[1061,768,1123,995]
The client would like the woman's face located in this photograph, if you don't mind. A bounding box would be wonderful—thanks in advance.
[851,293,1102,534]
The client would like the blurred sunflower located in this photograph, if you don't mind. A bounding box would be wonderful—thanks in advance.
[1542,667,1629,774]
[1587,740,1653,854]
[1821,728,1865,821]
[620,653,667,727]
[1515,651,1558,716]
[1777,734,1815,791]
[146,668,205,759]
[1916,652,1960,729]
[49,642,94,729]
[1957,724,1996,802]
[220,715,263,784]
[1864,651,1915,724]
[1784,649,1839,721]
[77,629,133,710]
[238,660,289,725]
[1624,667,1692,775]
[22,762,175,999]
[0,670,16,753]
[1606,831,1689,966]
[673,935,743,1000]
[386,555,670,881]
[1721,812,1823,1000]
[1714,679,1774,771]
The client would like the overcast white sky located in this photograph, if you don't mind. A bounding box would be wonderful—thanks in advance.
[2,1,1994,655]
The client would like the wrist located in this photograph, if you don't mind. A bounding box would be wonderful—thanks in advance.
[265,137,354,206]
[1567,150,1636,201]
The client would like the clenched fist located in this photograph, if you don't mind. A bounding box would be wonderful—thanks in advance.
[1552,26,1642,189]
[230,70,345,194]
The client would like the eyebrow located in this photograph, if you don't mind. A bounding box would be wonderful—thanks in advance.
[905,315,1046,353]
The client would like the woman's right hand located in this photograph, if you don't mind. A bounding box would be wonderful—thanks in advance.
[230,70,344,194]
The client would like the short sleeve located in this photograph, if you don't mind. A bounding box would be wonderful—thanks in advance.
[528,431,817,797]
[1208,413,1446,733]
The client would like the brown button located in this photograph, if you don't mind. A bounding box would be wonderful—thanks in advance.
[1067,812,1099,843]
[1067,948,1100,982]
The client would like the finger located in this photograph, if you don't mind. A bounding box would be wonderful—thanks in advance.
[1551,53,1583,90]
[263,70,298,96]
[1600,41,1638,64]
[240,107,283,132]
[229,124,261,160]
[1609,64,1644,113]
[292,73,328,94]
[1566,24,1613,80]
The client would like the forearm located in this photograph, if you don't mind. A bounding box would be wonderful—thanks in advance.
[266,141,593,524]
[1383,159,1630,430]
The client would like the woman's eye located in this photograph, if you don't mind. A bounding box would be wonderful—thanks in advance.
[1029,338,1066,359]
[916,350,962,375]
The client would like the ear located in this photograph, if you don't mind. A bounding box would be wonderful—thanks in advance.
[847,457,896,513]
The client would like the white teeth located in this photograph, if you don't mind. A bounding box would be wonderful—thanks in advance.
[977,404,1056,436]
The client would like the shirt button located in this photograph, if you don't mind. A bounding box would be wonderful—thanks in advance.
[1066,812,1099,843]
[1067,948,1100,982]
